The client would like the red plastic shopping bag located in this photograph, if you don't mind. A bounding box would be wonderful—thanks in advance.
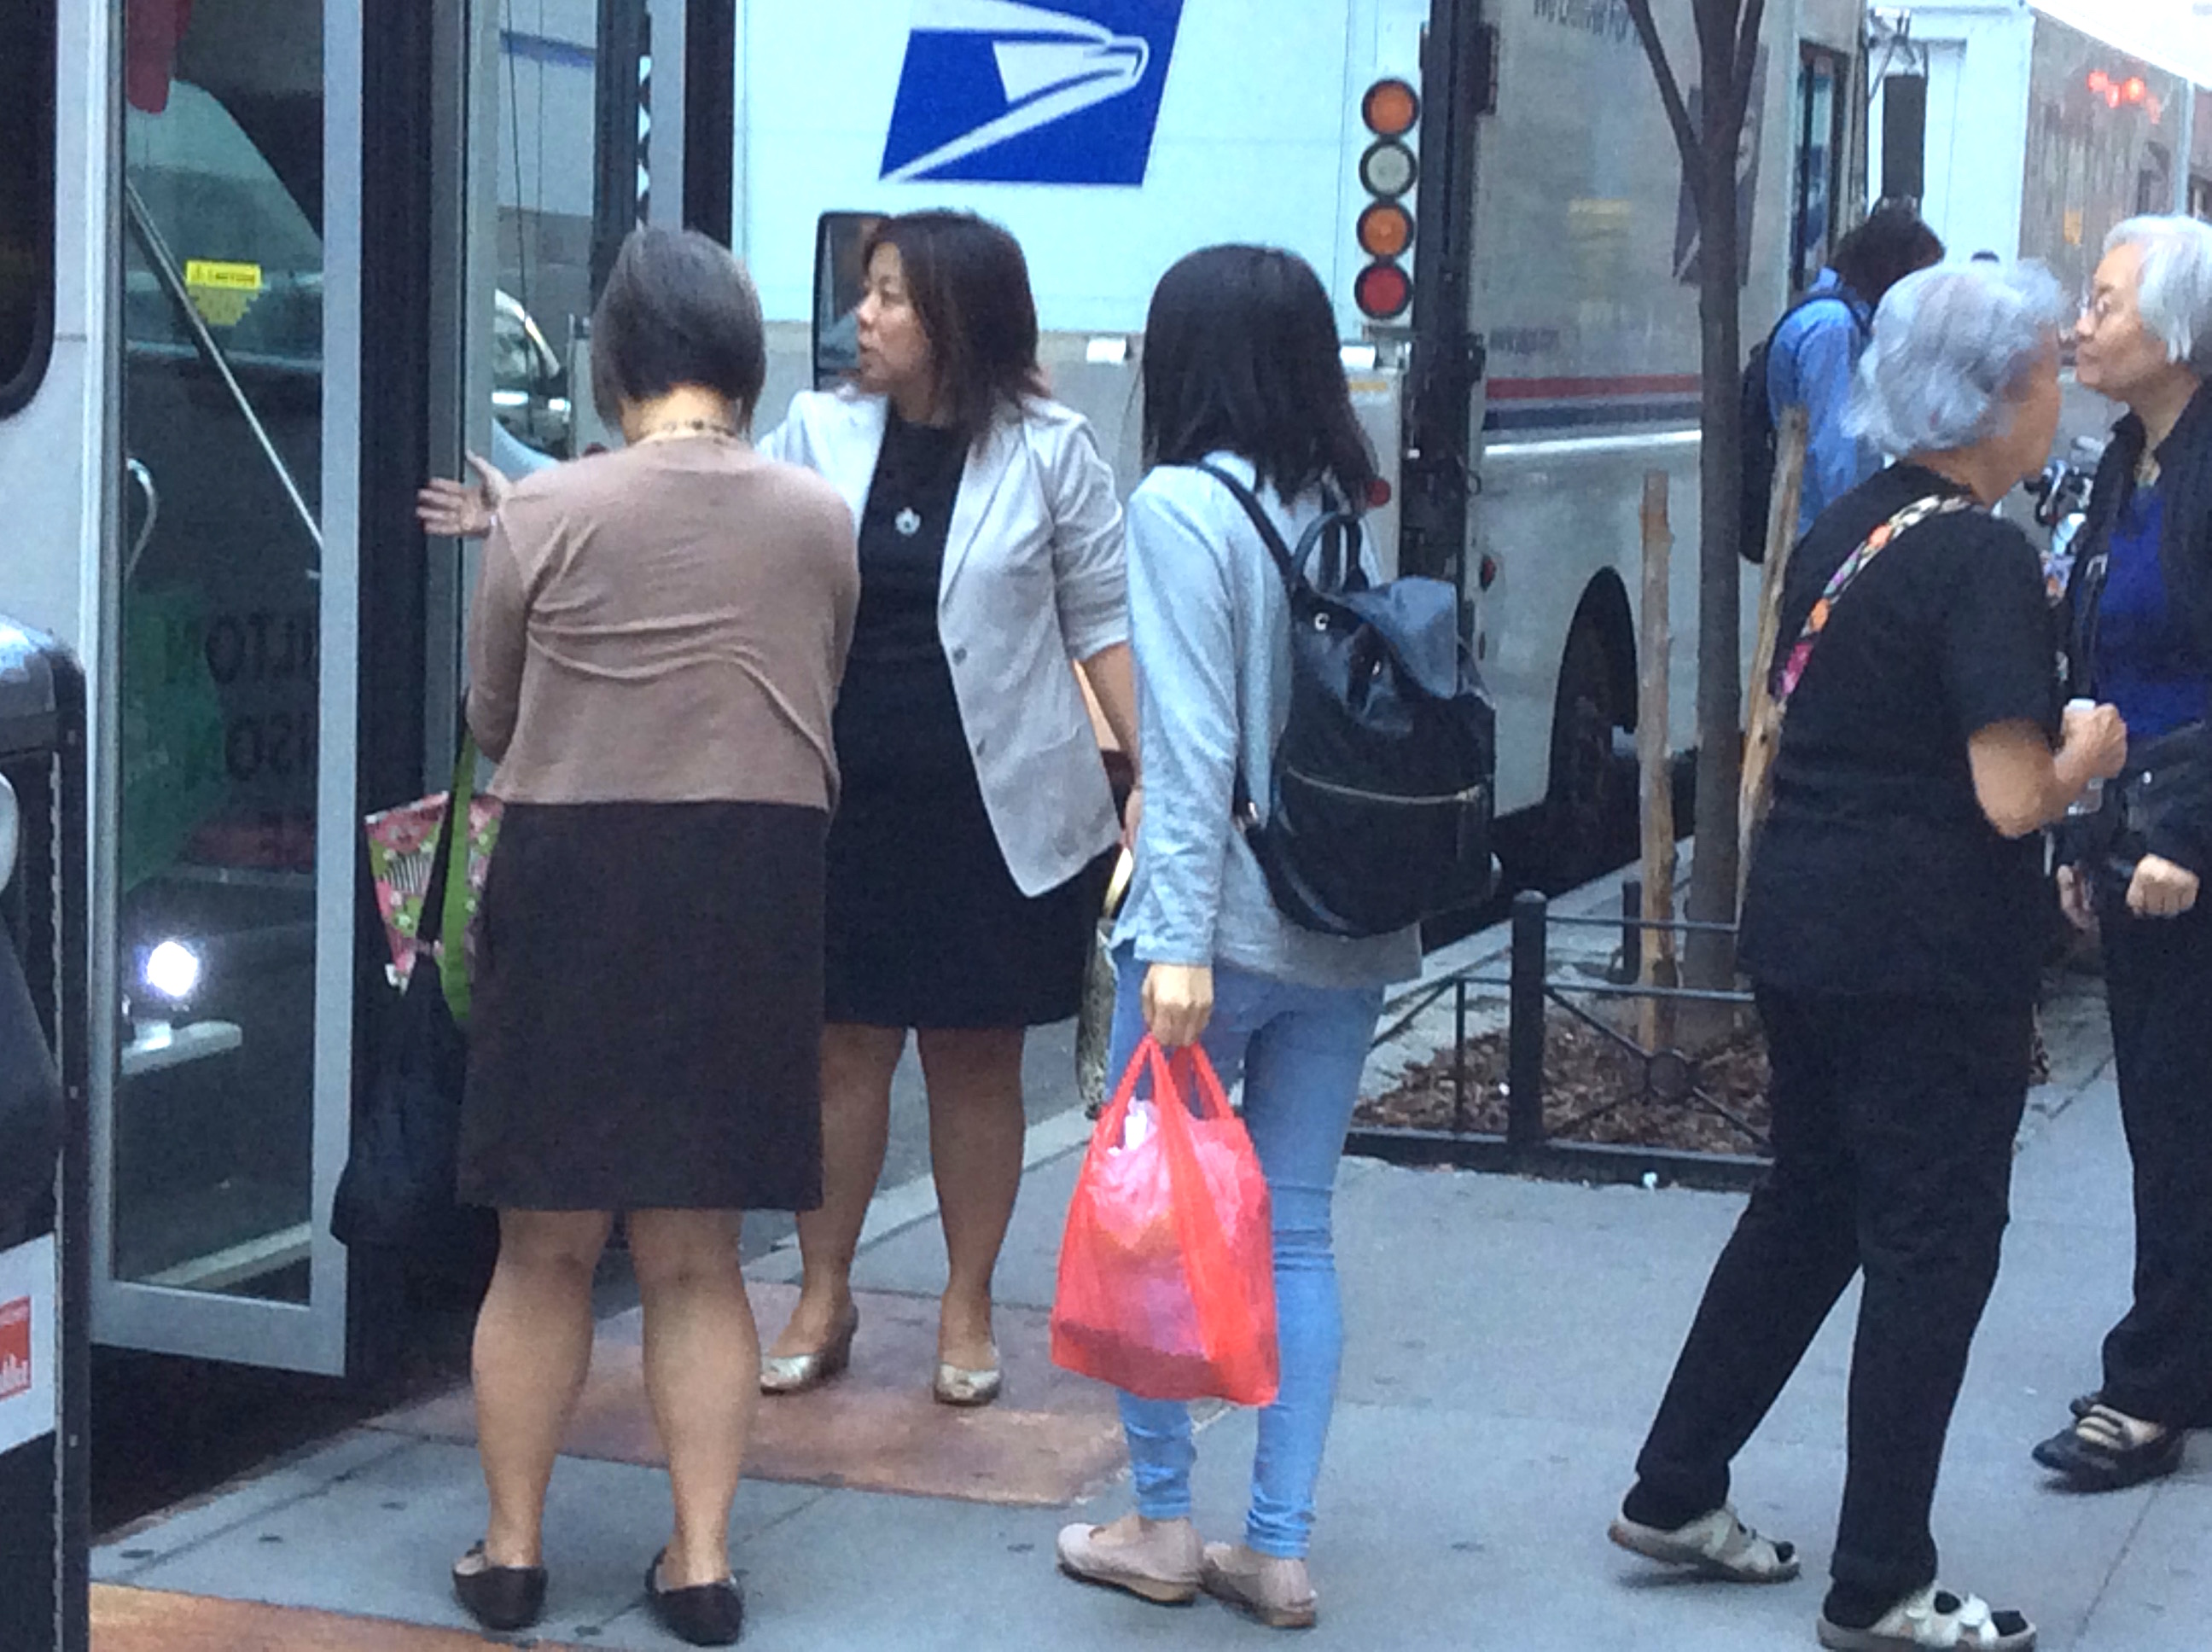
[1051,1036,1278,1406]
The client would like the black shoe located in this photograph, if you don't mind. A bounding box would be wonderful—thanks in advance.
[451,1542,547,1632]
[646,1550,746,1646]
[2034,1410,2186,1491]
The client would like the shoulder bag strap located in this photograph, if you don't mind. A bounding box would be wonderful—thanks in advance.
[1773,494,1975,712]
[432,735,480,1025]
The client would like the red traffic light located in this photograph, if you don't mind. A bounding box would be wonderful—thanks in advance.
[1353,261,1412,321]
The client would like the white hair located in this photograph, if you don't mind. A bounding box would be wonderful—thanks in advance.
[2104,214,2212,373]
[1845,261,2069,457]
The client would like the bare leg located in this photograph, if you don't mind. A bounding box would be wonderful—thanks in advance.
[766,1023,905,1356]
[917,1027,1027,1369]
[629,1208,755,1588]
[471,1208,613,1568]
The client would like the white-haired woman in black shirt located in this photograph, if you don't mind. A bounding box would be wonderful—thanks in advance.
[1610,262,2127,1652]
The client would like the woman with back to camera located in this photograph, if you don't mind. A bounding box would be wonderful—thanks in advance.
[1607,261,2125,1652]
[755,211,1139,1407]
[1051,245,1420,1632]
[452,228,857,1646]
[2035,213,2212,1490]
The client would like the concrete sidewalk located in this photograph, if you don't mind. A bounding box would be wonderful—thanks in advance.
[90,964,2209,1650]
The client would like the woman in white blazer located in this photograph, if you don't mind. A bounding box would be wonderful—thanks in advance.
[756,212,1138,1406]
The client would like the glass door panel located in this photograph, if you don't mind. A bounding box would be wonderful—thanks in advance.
[108,1,329,1326]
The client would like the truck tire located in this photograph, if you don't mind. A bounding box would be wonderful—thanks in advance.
[1541,621,1633,888]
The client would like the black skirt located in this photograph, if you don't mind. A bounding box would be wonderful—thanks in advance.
[459,800,827,1213]
[824,759,1111,1031]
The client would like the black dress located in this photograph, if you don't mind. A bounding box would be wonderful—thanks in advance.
[824,412,1109,1029]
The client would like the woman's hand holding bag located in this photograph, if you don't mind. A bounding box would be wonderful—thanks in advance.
[1050,1036,1278,1407]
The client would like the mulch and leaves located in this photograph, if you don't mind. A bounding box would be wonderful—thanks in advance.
[1357,1006,1773,1157]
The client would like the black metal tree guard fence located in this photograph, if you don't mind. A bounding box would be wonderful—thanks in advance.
[1347,889,1773,1192]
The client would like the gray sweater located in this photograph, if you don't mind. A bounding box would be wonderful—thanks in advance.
[1112,455,1422,990]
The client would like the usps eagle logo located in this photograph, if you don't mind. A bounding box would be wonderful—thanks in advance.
[880,0,1184,185]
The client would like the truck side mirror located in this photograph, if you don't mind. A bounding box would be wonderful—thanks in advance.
[813,211,883,391]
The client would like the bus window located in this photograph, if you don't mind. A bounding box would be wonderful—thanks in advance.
[0,0,58,414]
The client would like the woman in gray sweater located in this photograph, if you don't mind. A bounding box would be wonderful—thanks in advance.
[1053,246,1417,1632]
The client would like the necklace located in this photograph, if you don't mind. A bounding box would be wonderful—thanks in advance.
[637,417,737,445]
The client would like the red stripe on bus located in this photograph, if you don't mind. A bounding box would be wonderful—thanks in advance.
[1487,375,1702,401]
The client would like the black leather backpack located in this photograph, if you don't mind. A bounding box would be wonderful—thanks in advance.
[1198,464,1496,939]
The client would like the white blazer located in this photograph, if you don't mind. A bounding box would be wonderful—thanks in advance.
[760,388,1128,897]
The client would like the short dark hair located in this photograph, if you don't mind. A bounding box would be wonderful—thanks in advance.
[1831,204,1946,305]
[1141,245,1377,505]
[589,227,766,430]
[862,212,1045,446]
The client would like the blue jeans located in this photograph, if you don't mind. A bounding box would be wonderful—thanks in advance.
[1106,946,1384,1559]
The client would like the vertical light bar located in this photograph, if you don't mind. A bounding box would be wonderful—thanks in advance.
[308,0,364,1376]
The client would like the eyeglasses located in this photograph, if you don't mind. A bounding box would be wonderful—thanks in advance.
[2081,290,2122,324]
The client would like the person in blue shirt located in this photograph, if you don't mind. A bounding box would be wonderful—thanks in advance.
[2040,214,2212,1493]
[1769,204,1944,540]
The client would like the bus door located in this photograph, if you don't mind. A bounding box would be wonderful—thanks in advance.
[96,0,353,1370]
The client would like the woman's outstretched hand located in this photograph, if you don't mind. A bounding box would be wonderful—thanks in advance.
[416,452,511,541]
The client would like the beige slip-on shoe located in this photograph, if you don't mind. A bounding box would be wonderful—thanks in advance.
[1201,1541,1318,1629]
[1055,1513,1202,1606]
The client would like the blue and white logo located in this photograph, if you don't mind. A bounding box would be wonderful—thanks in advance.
[880,1,1184,186]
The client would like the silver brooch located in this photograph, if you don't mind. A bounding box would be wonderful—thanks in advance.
[894,508,923,537]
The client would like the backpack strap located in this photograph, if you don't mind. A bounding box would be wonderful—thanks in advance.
[1190,462,1292,829]
[1196,462,1300,587]
[1773,493,1976,710]
[1770,288,1868,352]
[1195,462,1362,592]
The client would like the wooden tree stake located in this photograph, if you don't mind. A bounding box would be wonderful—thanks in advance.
[1738,405,1809,908]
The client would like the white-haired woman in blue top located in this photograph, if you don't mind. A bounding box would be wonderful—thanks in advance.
[2037,215,2212,1491]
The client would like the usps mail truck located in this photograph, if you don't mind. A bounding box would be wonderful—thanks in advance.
[704,0,1854,880]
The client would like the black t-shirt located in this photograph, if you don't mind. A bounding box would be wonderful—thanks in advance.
[1738,463,2063,1003]
[835,412,971,781]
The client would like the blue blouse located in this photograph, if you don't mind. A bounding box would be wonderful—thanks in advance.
[2096,485,2211,741]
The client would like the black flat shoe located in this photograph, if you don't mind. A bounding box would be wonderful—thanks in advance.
[647,1550,745,1646]
[451,1541,547,1632]
[2034,1410,2186,1491]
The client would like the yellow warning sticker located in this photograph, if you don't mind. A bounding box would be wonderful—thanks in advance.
[183,259,264,328]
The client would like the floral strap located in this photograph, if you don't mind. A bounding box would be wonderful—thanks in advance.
[1773,494,1977,708]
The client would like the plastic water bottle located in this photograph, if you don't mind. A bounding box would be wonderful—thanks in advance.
[2066,698,2103,816]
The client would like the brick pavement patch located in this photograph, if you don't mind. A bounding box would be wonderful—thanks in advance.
[371,1282,1133,1506]
[92,1584,585,1649]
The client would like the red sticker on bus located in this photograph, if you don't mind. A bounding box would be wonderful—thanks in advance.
[0,1296,30,1401]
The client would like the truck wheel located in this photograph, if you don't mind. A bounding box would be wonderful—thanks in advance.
[1542,622,1633,888]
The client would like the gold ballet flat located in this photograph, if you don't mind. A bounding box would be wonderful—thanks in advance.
[759,1306,859,1396]
[933,1355,1002,1408]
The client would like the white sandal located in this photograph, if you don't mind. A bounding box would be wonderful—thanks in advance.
[1817,1585,2037,1651]
[1607,1503,1801,1582]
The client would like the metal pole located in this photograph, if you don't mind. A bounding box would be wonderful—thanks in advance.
[1451,975,1469,1134]
[1507,891,1545,1147]
[2178,84,2197,218]
[121,184,323,561]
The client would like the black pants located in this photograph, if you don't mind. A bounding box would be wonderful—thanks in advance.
[1629,987,2031,1601]
[2094,894,2212,1427]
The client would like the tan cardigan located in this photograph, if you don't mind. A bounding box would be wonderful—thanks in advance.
[468,438,859,810]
